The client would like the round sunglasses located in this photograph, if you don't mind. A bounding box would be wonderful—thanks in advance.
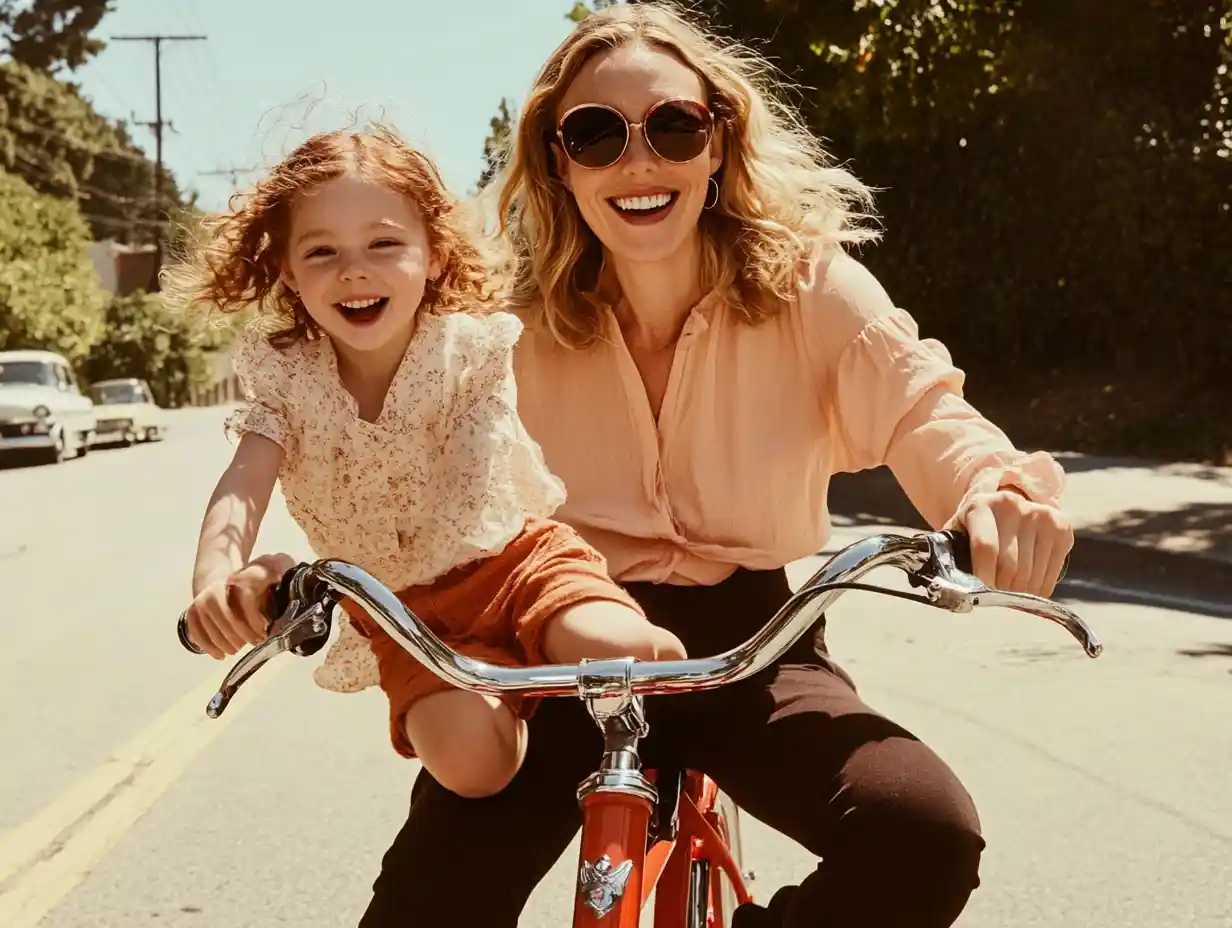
[556,98,715,170]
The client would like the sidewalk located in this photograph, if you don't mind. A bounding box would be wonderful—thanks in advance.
[827,452,1231,601]
[1051,452,1231,565]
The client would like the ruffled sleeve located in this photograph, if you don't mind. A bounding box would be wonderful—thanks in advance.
[431,312,566,566]
[222,327,298,457]
[801,252,1065,530]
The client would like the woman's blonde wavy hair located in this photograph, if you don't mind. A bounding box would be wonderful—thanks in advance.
[162,123,508,348]
[493,0,880,349]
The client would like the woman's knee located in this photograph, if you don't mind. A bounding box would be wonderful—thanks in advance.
[841,741,984,906]
[854,789,984,875]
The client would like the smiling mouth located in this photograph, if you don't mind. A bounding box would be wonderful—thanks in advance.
[608,191,679,217]
[335,296,389,324]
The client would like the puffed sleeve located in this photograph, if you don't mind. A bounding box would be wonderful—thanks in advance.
[801,252,1065,530]
[222,327,298,457]
[432,312,565,564]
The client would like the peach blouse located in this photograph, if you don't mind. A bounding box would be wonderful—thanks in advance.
[512,251,1065,586]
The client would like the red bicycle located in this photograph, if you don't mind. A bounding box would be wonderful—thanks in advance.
[178,529,1102,927]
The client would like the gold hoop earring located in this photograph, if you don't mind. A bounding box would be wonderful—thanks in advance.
[703,176,720,210]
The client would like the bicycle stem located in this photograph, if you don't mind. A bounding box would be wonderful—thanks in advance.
[568,535,932,861]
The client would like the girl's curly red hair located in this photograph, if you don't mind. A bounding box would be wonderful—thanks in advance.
[163,123,508,346]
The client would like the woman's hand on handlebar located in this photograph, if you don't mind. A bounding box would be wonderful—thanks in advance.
[955,488,1074,598]
[183,553,298,659]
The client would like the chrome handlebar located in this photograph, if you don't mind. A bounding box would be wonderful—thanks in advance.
[178,530,1102,719]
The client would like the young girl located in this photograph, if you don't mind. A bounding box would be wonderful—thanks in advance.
[165,124,686,798]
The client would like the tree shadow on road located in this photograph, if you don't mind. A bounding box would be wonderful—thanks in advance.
[1085,502,1232,562]
[1155,463,1232,486]
[830,510,915,528]
[1178,643,1232,659]
[828,470,928,529]
[1177,643,1232,673]
[1050,454,1232,485]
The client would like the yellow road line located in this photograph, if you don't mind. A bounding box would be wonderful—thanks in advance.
[0,658,290,927]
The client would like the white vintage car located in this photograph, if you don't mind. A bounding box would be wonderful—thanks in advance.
[0,349,97,464]
[86,378,168,446]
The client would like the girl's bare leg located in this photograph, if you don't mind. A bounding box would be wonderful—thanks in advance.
[404,691,528,798]
[542,600,688,664]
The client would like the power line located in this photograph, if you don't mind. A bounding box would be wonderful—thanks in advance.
[83,213,166,229]
[13,154,139,208]
[8,119,159,167]
[111,33,207,288]
[198,165,257,191]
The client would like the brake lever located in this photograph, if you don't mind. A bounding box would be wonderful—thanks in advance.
[911,532,1102,658]
[975,589,1103,657]
[907,531,986,609]
[204,596,335,719]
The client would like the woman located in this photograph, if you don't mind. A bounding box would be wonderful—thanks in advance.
[357,4,1073,927]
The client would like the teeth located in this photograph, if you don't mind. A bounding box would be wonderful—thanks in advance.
[614,193,673,212]
[340,298,382,309]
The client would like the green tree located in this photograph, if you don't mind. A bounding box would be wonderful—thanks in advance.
[0,167,107,363]
[0,0,113,74]
[567,0,619,23]
[477,96,514,190]
[82,289,219,407]
[627,0,1230,458]
[0,60,192,244]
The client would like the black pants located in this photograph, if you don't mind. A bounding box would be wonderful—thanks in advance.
[358,568,984,927]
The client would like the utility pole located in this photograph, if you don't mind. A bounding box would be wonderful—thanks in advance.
[112,33,207,290]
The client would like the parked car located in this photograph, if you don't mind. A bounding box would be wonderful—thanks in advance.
[86,378,168,446]
[0,350,97,464]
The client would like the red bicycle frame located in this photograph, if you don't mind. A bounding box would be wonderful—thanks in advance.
[571,695,752,927]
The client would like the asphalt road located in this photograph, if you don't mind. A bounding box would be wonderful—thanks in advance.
[1,408,1228,927]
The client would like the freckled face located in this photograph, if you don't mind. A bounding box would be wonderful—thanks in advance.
[283,174,440,355]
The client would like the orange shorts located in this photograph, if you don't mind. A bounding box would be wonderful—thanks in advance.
[342,517,643,759]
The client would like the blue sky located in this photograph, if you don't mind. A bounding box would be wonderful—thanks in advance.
[74,0,580,213]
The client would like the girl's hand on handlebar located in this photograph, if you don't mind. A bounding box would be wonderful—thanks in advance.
[184,553,298,659]
[957,489,1074,598]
